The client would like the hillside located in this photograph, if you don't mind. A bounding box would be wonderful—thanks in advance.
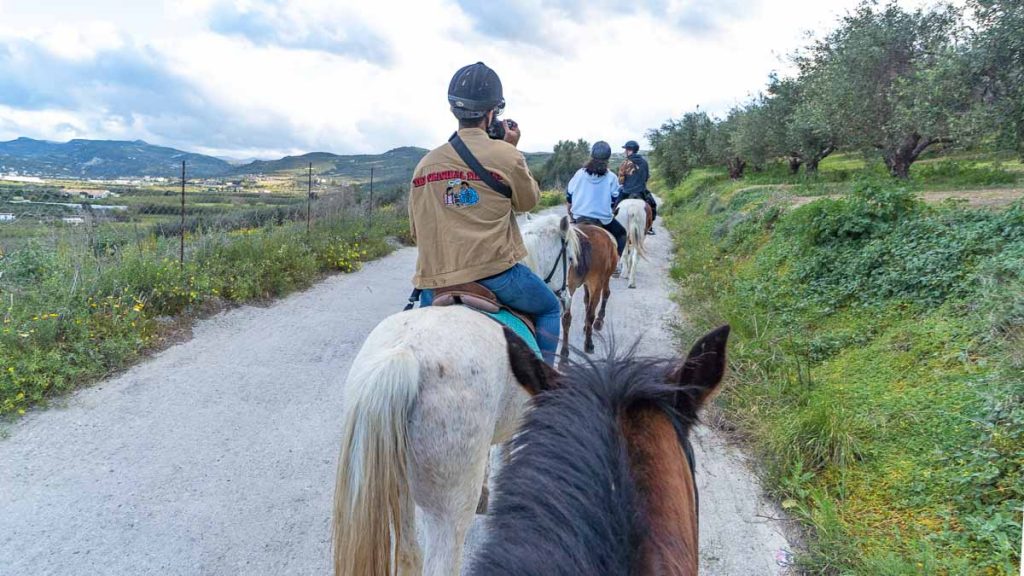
[0,138,553,190]
[232,146,428,188]
[0,137,233,179]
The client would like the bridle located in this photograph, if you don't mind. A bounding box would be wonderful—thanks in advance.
[543,236,569,299]
[671,417,700,525]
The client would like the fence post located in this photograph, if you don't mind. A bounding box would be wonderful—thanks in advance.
[179,160,186,270]
[367,166,374,233]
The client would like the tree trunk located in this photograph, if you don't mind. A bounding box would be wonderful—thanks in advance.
[727,157,746,179]
[806,145,835,175]
[788,155,803,175]
[883,133,952,179]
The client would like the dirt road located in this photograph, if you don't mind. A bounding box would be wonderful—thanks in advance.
[0,213,793,575]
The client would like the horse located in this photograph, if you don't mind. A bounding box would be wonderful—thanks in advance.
[615,198,651,289]
[521,214,618,359]
[331,219,570,576]
[468,325,731,576]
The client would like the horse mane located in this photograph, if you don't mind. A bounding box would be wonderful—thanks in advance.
[468,349,699,575]
[520,214,584,283]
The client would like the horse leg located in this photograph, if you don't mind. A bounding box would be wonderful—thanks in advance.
[628,244,639,289]
[583,281,598,354]
[416,443,489,576]
[596,277,611,332]
[560,289,573,363]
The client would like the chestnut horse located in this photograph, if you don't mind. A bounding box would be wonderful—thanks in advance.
[521,214,618,359]
[469,325,731,576]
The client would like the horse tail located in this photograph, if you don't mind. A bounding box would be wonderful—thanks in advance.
[626,202,648,260]
[332,346,420,576]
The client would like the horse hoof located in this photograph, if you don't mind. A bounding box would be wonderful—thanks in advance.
[585,344,595,354]
[628,284,636,289]
[594,320,604,331]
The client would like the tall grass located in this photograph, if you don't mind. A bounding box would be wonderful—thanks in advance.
[0,203,409,416]
[662,165,1023,574]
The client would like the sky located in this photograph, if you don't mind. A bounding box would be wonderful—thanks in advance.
[0,0,948,158]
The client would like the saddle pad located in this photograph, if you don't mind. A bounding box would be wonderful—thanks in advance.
[484,308,542,358]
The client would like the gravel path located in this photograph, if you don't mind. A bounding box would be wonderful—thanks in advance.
[0,213,793,575]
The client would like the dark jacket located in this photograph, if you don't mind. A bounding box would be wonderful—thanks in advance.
[620,153,649,198]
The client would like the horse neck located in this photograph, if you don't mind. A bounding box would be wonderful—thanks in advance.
[620,406,699,576]
[523,227,565,282]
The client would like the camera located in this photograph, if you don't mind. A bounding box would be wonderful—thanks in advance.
[487,118,517,140]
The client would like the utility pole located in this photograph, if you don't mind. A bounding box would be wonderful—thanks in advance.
[367,166,375,232]
[179,160,185,270]
[306,162,312,235]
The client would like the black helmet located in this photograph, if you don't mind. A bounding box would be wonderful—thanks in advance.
[591,141,612,161]
[448,62,505,119]
[623,140,640,152]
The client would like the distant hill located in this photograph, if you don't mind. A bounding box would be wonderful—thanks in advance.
[233,147,429,189]
[0,137,555,188]
[0,138,233,179]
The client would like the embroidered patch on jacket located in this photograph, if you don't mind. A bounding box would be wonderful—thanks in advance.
[444,179,480,207]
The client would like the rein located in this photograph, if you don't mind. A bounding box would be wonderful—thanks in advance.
[671,417,700,525]
[543,236,569,298]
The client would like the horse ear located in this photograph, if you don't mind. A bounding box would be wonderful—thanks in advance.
[672,325,730,407]
[504,327,559,395]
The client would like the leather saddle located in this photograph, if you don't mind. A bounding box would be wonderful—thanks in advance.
[433,282,537,335]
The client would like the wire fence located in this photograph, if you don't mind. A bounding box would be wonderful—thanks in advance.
[0,161,413,415]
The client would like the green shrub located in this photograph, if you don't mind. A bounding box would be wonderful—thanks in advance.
[0,208,408,417]
[662,170,1023,573]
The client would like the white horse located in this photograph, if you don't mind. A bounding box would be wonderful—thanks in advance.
[615,198,650,289]
[332,214,579,576]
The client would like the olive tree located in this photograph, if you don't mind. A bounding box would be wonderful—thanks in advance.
[800,1,969,178]
[969,0,1024,158]
[536,139,590,189]
[646,110,718,187]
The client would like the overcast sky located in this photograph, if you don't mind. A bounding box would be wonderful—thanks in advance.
[0,0,946,158]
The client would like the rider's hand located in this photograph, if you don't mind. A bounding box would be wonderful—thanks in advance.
[503,119,521,147]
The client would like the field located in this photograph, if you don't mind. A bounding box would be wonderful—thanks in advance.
[0,174,409,417]
[660,153,1023,574]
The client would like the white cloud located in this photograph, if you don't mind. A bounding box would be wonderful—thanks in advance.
[0,0,959,157]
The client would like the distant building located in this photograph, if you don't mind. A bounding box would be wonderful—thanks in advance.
[62,216,85,225]
[1,175,44,183]
[0,213,15,222]
[63,188,112,199]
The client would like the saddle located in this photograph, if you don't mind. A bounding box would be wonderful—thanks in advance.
[433,282,537,336]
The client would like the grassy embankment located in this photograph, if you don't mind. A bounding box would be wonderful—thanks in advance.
[662,154,1023,574]
[0,204,409,418]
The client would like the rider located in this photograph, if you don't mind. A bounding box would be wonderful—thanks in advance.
[566,141,626,260]
[617,140,657,235]
[408,62,562,365]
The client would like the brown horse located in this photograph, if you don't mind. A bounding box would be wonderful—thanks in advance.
[521,214,619,359]
[568,222,619,355]
[468,325,731,575]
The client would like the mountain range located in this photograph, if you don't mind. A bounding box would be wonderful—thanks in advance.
[0,138,553,187]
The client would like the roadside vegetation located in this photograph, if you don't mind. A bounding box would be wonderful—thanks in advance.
[662,156,1022,574]
[650,1,1022,573]
[0,201,408,417]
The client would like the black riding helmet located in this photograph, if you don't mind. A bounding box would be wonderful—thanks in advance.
[448,62,505,119]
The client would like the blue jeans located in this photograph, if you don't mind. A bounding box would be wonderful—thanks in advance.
[419,264,562,365]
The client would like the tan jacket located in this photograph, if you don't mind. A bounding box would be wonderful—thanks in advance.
[408,127,540,288]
